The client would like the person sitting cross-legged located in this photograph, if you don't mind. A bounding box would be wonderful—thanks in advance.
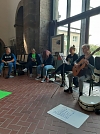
[0,47,15,79]
[35,50,54,83]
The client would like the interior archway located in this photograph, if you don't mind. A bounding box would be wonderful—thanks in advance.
[0,39,5,58]
[15,6,24,55]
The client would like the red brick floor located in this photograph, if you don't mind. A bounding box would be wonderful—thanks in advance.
[0,75,100,134]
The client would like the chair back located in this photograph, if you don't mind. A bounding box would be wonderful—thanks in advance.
[21,55,25,62]
[24,54,28,62]
[95,57,100,70]
[53,55,57,68]
[17,55,21,61]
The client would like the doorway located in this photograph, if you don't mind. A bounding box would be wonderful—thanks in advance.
[0,39,5,58]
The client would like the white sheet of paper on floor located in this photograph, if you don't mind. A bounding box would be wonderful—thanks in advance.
[47,104,89,128]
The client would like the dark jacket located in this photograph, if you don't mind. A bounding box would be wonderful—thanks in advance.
[66,53,78,66]
[27,53,41,65]
[43,54,54,66]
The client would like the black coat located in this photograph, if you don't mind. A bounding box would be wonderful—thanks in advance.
[43,54,54,66]
[27,53,41,65]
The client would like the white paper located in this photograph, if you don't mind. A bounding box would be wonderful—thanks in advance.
[47,104,89,128]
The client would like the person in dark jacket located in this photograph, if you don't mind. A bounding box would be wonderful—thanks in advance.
[65,44,94,96]
[52,45,79,87]
[35,50,54,82]
[27,48,41,77]
[53,46,78,75]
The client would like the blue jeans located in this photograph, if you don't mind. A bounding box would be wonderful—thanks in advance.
[0,62,13,76]
[37,65,54,76]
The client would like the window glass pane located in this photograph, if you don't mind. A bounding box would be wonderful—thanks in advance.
[57,25,68,56]
[54,0,67,21]
[90,0,100,9]
[71,0,82,17]
[70,21,81,54]
[89,15,100,56]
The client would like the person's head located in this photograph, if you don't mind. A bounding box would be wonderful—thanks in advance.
[31,48,36,54]
[6,47,11,55]
[69,45,75,54]
[82,44,90,54]
[42,50,51,59]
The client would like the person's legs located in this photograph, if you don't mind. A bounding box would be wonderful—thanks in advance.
[28,61,33,74]
[13,61,16,75]
[61,64,72,76]
[35,65,42,80]
[43,65,54,77]
[27,61,36,77]
[6,62,13,78]
[73,77,79,87]
[64,72,74,93]
[0,62,4,75]
[61,64,73,87]
[79,75,91,96]
[41,65,53,82]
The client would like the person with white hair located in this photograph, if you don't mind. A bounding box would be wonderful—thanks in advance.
[0,47,15,78]
[65,44,94,96]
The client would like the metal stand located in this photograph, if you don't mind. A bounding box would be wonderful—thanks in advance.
[60,63,65,87]
[51,86,60,98]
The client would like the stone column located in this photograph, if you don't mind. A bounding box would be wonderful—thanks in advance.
[23,0,51,54]
[23,0,40,53]
[39,0,52,52]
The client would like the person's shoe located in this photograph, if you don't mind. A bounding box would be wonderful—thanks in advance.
[35,76,41,80]
[75,85,79,88]
[30,74,33,78]
[70,88,73,93]
[79,92,83,97]
[5,75,9,79]
[51,72,56,77]
[64,87,73,93]
[0,73,1,77]
[41,78,46,83]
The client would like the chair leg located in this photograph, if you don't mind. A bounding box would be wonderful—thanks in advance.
[89,80,91,96]
[54,74,56,80]
[27,69,28,76]
[60,73,65,87]
[92,79,93,91]
[3,68,5,77]
[89,79,93,96]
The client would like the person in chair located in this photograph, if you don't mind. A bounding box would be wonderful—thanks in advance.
[0,47,15,78]
[27,48,41,77]
[35,50,54,83]
[52,45,79,87]
[65,44,94,96]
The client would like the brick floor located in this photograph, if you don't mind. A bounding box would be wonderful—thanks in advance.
[0,75,100,134]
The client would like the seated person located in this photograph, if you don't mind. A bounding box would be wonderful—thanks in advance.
[0,47,15,78]
[36,50,54,82]
[52,45,79,87]
[27,48,41,77]
[65,44,94,96]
